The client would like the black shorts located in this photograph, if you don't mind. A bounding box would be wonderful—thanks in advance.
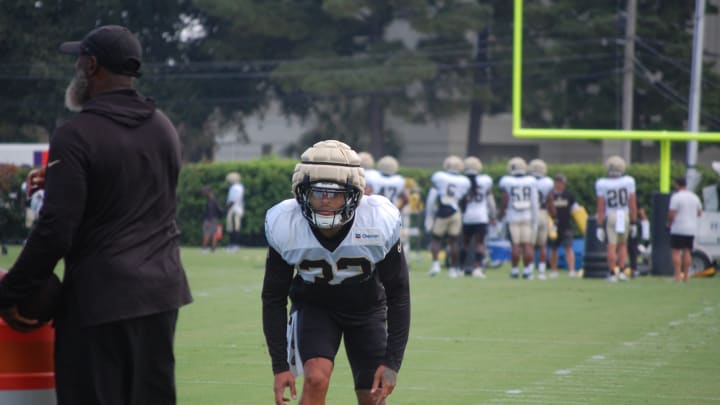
[296,304,387,390]
[670,234,694,249]
[550,228,574,249]
[462,223,488,241]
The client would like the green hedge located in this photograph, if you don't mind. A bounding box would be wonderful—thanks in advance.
[176,159,718,246]
[2,160,717,246]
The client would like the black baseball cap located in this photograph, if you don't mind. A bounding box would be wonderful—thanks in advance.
[60,25,142,77]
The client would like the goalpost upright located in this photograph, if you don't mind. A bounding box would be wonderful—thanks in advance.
[511,0,720,192]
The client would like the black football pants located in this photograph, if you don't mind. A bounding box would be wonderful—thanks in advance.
[54,309,179,405]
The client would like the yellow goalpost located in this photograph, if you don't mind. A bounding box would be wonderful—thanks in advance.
[512,0,720,192]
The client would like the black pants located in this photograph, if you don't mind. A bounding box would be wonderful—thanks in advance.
[54,309,179,405]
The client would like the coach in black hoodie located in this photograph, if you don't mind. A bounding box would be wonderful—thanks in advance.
[0,25,192,404]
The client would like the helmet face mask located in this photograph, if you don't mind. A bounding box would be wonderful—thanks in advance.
[297,181,360,229]
[291,140,365,229]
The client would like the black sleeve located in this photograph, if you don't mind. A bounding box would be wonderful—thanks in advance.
[0,127,87,308]
[377,241,411,372]
[261,247,295,374]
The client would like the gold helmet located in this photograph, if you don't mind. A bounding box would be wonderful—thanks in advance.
[528,159,547,177]
[292,140,365,229]
[463,157,483,175]
[225,172,241,184]
[507,157,527,175]
[605,155,626,177]
[377,156,399,175]
[358,152,375,170]
[443,155,464,173]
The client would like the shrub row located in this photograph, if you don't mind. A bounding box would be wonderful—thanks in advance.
[1,160,716,246]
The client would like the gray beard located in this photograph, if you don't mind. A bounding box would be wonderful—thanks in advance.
[64,71,89,112]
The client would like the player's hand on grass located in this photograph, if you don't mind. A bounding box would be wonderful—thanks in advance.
[370,365,397,404]
[273,370,296,404]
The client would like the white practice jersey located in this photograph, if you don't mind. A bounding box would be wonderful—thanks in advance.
[265,195,401,285]
[499,174,538,223]
[462,174,493,224]
[226,183,245,214]
[363,168,382,195]
[595,175,636,215]
[534,176,553,209]
[374,174,406,206]
[427,171,471,217]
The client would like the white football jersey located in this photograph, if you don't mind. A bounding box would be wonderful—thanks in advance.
[428,170,472,212]
[595,175,636,215]
[363,168,382,195]
[462,174,493,224]
[534,176,553,209]
[499,174,538,223]
[265,195,401,285]
[374,174,406,205]
[226,183,245,214]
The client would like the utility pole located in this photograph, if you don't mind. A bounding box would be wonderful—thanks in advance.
[621,0,637,163]
[686,0,706,191]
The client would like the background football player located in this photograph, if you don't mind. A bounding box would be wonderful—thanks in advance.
[459,156,495,278]
[262,140,410,405]
[528,159,555,280]
[425,155,471,278]
[595,155,637,281]
[498,157,539,279]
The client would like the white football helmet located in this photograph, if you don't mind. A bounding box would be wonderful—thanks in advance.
[443,155,464,173]
[464,157,483,175]
[358,152,375,170]
[377,156,399,175]
[226,172,241,184]
[605,155,626,177]
[528,159,547,177]
[507,157,527,175]
[292,140,365,229]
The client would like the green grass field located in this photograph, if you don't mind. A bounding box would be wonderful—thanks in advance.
[2,246,719,404]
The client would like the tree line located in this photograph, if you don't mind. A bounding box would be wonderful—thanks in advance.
[1,0,718,162]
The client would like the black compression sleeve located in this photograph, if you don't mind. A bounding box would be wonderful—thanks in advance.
[261,247,294,374]
[377,242,411,372]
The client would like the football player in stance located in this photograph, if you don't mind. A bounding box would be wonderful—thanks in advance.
[359,151,381,196]
[595,155,637,282]
[459,157,495,278]
[262,140,410,405]
[498,157,539,279]
[425,156,471,278]
[528,159,555,280]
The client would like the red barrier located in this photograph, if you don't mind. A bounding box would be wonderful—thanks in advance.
[0,319,56,404]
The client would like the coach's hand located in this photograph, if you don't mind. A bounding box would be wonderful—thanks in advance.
[0,305,41,333]
[371,365,397,404]
[595,227,605,243]
[273,370,296,404]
